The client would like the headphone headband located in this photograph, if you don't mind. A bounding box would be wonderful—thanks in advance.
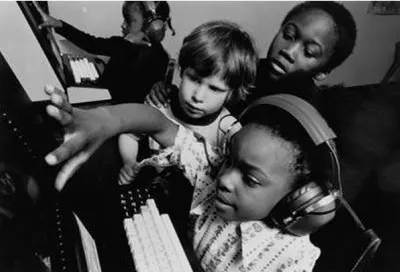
[240,94,337,146]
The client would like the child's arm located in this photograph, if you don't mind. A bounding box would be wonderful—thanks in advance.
[118,133,140,184]
[44,85,178,191]
[37,5,150,56]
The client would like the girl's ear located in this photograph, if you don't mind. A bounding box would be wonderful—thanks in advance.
[314,72,328,81]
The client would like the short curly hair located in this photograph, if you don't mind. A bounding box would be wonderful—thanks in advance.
[178,20,258,108]
[282,1,357,73]
[240,104,334,191]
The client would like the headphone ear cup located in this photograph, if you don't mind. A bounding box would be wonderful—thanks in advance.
[140,1,168,43]
[269,181,337,236]
[285,199,336,236]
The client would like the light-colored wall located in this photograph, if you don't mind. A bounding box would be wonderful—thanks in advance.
[49,1,400,87]
[327,1,400,86]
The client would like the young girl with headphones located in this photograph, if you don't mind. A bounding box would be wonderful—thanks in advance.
[45,82,340,271]
[38,1,173,104]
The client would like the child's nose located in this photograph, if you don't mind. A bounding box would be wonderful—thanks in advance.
[218,168,239,193]
[192,85,207,103]
[281,42,300,64]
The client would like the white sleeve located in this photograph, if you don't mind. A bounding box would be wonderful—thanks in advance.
[169,125,221,187]
[135,125,222,187]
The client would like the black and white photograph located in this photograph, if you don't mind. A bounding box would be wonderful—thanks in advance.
[0,1,399,272]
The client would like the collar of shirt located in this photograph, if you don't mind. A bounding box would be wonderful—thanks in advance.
[190,191,281,268]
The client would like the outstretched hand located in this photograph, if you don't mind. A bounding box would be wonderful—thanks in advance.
[44,85,117,191]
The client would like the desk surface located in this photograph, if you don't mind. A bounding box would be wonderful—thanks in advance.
[67,86,111,105]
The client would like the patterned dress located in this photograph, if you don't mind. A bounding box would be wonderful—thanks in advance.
[131,126,320,272]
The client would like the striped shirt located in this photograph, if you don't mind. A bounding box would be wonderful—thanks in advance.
[132,125,320,272]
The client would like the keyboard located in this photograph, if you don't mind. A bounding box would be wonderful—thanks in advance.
[124,199,193,272]
[63,54,100,86]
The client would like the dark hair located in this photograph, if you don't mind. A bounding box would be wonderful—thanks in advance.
[241,104,333,190]
[155,1,171,21]
[282,1,357,72]
[178,20,258,107]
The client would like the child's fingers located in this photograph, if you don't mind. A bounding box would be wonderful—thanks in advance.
[147,81,171,107]
[155,86,170,107]
[145,95,155,107]
[54,150,91,191]
[118,171,131,185]
[118,173,125,185]
[38,22,53,30]
[53,93,73,115]
[45,133,86,166]
[45,84,63,96]
[45,85,72,114]
[118,164,136,185]
[146,89,162,108]
[125,166,134,178]
[46,105,73,126]
[136,41,152,47]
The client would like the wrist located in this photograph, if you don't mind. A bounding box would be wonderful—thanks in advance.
[95,107,122,139]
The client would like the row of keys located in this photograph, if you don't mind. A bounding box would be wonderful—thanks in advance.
[124,199,193,272]
[67,55,99,84]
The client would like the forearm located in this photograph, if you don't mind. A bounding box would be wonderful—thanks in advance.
[54,20,85,43]
[55,21,113,55]
[103,103,178,148]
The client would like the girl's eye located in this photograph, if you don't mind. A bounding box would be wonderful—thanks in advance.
[187,73,201,84]
[283,32,294,41]
[304,44,321,59]
[304,49,315,58]
[243,175,260,188]
[282,26,296,41]
[304,48,317,58]
[210,86,226,93]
